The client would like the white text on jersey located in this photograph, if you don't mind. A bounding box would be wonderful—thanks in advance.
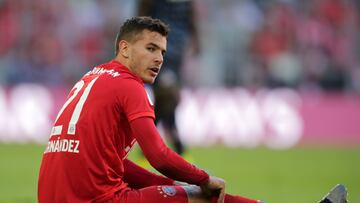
[85,67,120,77]
[44,138,80,154]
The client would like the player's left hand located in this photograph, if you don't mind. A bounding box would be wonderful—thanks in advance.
[200,176,226,203]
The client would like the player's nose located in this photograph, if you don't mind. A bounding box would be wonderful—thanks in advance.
[154,52,163,65]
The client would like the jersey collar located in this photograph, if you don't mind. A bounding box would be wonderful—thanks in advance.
[110,60,144,84]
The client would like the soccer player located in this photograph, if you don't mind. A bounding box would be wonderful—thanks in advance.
[37,15,349,203]
[37,16,263,203]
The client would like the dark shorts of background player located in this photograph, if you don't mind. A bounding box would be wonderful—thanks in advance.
[153,79,180,130]
[107,185,189,203]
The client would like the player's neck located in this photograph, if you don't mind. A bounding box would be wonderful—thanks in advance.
[114,56,131,72]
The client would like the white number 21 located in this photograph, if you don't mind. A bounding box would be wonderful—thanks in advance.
[51,76,99,136]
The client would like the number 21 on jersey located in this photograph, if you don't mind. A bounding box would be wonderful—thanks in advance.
[50,76,99,137]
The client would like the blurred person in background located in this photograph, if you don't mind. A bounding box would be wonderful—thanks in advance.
[38,16,262,203]
[137,0,200,157]
[1,0,359,93]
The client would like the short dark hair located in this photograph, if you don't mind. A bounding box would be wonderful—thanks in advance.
[115,16,169,56]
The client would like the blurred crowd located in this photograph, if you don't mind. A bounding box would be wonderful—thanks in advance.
[0,0,136,86]
[1,0,360,93]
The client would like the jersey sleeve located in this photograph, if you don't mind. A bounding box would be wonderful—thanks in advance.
[123,159,174,189]
[130,117,210,185]
[118,79,155,121]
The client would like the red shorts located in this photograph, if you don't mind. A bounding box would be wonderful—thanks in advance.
[111,185,189,203]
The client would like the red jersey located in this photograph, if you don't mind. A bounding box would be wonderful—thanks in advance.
[38,60,208,203]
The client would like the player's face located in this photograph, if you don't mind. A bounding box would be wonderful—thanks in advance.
[128,30,167,84]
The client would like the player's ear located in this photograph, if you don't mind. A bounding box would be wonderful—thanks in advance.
[119,40,130,58]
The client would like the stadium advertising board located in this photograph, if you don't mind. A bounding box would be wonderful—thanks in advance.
[0,84,359,148]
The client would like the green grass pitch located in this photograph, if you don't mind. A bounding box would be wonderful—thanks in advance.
[0,144,359,203]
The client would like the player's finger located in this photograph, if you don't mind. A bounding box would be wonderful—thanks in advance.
[217,188,225,203]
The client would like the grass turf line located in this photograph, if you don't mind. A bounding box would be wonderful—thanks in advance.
[0,144,359,203]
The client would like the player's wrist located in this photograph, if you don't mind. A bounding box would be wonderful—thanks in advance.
[173,181,189,186]
[199,175,210,187]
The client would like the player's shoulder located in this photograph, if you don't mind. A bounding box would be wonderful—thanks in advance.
[117,77,145,93]
[84,62,121,79]
[85,61,142,84]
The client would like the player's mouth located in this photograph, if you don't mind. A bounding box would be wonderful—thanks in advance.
[149,67,160,76]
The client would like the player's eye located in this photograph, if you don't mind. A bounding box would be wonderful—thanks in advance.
[147,47,155,52]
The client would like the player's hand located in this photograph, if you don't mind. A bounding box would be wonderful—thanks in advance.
[200,176,226,203]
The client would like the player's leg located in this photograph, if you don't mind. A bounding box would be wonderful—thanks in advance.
[113,185,261,203]
[183,185,262,203]
[153,74,184,155]
[182,185,262,203]
[163,110,185,155]
[113,185,189,203]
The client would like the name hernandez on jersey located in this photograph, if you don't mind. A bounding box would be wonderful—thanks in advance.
[44,138,80,154]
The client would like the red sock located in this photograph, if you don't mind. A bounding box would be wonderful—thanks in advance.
[211,194,259,203]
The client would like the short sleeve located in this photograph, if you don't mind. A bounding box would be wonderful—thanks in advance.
[118,79,155,121]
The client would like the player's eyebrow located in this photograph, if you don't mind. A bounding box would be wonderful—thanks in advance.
[148,42,167,55]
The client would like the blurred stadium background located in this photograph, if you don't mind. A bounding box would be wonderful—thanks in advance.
[0,0,359,202]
